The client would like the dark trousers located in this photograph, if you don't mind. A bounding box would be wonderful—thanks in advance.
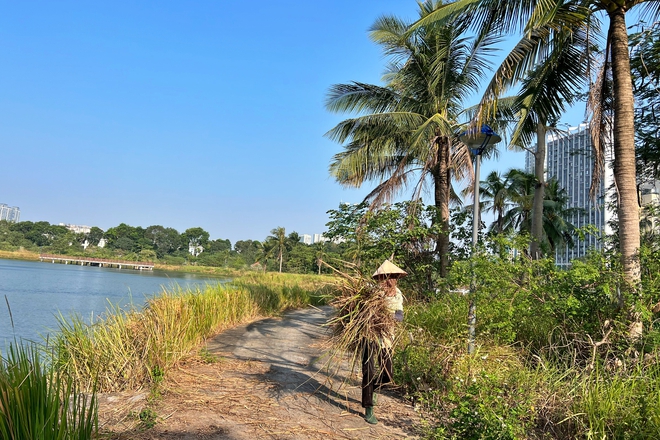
[361,341,393,408]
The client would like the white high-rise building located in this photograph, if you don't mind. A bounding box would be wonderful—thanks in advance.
[313,233,328,244]
[300,234,312,245]
[526,124,614,268]
[0,204,20,223]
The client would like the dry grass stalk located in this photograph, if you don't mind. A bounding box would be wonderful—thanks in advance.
[323,263,399,369]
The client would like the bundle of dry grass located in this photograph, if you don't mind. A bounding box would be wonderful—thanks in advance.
[324,265,398,363]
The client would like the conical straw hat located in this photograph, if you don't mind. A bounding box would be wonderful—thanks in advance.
[372,260,407,279]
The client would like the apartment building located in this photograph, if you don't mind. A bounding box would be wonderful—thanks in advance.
[526,124,614,267]
[0,204,20,223]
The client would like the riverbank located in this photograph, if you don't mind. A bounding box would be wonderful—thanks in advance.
[0,249,40,261]
[54,271,331,392]
[98,307,421,438]
[0,248,273,278]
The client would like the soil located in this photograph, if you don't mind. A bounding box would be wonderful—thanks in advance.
[97,306,423,439]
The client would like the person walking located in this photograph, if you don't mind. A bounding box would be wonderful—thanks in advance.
[362,259,406,425]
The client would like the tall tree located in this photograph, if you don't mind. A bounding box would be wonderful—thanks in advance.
[326,0,500,276]
[269,227,287,273]
[255,239,276,272]
[412,0,657,286]
[183,227,210,255]
[478,171,512,234]
[630,24,660,183]
[497,169,577,254]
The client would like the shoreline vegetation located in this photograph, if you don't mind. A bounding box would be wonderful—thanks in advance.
[0,257,332,438]
[2,248,660,438]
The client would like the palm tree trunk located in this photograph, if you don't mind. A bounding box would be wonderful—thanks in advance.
[530,123,547,259]
[433,140,451,277]
[609,8,641,287]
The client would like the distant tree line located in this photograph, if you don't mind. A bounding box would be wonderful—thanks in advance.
[0,220,345,274]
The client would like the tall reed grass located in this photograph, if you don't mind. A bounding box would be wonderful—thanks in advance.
[53,273,328,392]
[0,342,97,439]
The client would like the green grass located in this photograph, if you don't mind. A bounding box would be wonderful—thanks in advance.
[52,272,328,392]
[397,294,660,439]
[0,342,97,440]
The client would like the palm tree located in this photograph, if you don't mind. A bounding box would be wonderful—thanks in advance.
[479,171,512,234]
[498,169,577,254]
[499,169,536,234]
[268,227,287,273]
[315,241,326,275]
[412,0,656,286]
[255,240,275,273]
[326,0,500,276]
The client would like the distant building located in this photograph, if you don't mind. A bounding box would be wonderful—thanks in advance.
[189,244,204,256]
[299,233,329,245]
[526,123,615,268]
[59,223,92,234]
[0,204,20,223]
[313,234,328,244]
[640,181,660,234]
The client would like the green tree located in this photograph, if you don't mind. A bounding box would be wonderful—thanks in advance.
[255,239,276,272]
[630,24,660,183]
[183,227,210,256]
[412,0,654,285]
[315,241,327,275]
[207,238,231,253]
[326,201,443,294]
[86,226,105,247]
[234,240,261,264]
[478,171,512,234]
[145,225,183,258]
[269,227,287,273]
[326,0,500,277]
[498,169,577,255]
[104,223,145,252]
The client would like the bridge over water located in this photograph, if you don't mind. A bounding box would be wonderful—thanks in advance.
[39,254,154,271]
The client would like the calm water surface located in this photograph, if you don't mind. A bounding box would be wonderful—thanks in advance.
[0,259,227,344]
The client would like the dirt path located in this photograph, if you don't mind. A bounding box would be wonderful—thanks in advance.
[98,306,422,439]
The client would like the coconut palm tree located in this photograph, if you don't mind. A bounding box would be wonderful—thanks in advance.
[268,227,287,273]
[255,240,275,273]
[479,171,512,234]
[412,0,657,286]
[498,169,577,254]
[326,0,501,277]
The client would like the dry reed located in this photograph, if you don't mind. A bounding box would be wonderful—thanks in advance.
[324,264,399,371]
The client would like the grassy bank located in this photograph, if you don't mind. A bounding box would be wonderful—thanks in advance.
[52,272,331,392]
[392,250,660,439]
[0,249,40,261]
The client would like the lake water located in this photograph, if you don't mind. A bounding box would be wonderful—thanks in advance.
[0,259,227,345]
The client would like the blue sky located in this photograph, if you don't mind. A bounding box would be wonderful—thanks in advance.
[0,1,588,244]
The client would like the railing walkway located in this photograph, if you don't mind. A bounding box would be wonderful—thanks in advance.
[39,254,154,270]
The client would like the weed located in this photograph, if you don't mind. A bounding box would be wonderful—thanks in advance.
[199,347,218,363]
[138,408,158,429]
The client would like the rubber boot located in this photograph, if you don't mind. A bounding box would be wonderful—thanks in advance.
[364,406,378,425]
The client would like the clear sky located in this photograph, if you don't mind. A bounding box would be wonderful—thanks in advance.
[0,1,588,244]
